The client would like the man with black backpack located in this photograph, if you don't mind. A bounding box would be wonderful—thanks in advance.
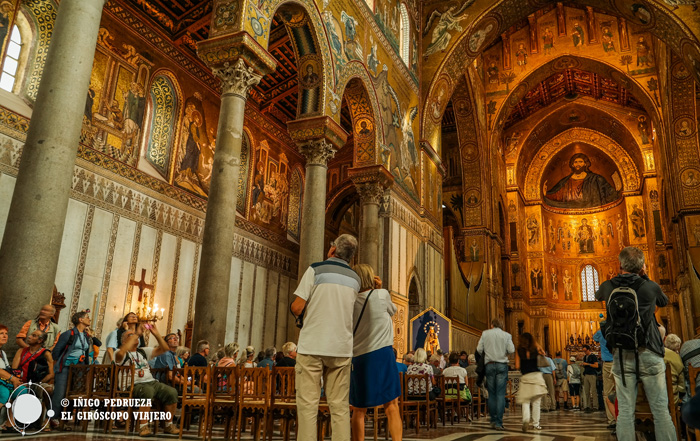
[596,246,676,441]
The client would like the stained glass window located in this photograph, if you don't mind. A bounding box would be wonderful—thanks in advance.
[580,265,600,302]
[1,26,22,93]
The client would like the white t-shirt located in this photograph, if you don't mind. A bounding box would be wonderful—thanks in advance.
[352,288,397,357]
[295,258,360,357]
[442,365,468,384]
[123,350,155,384]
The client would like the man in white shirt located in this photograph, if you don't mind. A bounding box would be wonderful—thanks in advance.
[476,318,515,430]
[291,234,360,441]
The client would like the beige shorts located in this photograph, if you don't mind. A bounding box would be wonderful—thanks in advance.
[557,379,569,390]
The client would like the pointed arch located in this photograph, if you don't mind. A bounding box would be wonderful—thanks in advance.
[335,66,385,167]
[399,3,410,65]
[263,0,332,117]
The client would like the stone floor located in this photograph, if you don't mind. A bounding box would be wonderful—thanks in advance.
[0,409,617,441]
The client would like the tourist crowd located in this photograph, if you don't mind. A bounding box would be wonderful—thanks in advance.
[0,240,698,441]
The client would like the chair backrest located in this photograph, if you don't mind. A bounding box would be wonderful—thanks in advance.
[89,364,114,399]
[238,367,272,406]
[272,367,295,404]
[404,374,431,401]
[66,365,92,399]
[112,364,134,398]
[440,376,460,400]
[150,367,169,384]
[182,365,210,402]
[689,365,700,395]
[211,365,237,401]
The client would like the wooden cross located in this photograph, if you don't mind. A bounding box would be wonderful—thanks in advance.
[129,268,154,302]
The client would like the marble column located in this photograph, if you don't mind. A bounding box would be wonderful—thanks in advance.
[297,139,336,275]
[190,59,263,347]
[356,183,383,271]
[350,167,393,272]
[0,0,106,339]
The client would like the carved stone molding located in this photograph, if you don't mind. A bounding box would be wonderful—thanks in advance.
[212,59,262,98]
[298,139,336,166]
[356,182,385,205]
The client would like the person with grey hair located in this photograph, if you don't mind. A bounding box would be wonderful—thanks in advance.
[477,317,515,430]
[663,334,685,404]
[291,234,360,441]
[595,246,675,441]
[258,346,276,369]
[277,342,297,367]
[187,340,210,366]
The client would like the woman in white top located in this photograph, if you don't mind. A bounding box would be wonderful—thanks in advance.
[350,264,402,441]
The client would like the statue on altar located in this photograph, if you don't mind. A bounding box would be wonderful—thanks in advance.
[424,325,440,353]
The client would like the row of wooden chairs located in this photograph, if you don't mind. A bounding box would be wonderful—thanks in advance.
[65,364,496,440]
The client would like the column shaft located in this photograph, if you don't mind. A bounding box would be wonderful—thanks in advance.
[192,60,261,347]
[298,163,329,276]
[297,140,335,277]
[0,0,105,339]
[359,202,380,270]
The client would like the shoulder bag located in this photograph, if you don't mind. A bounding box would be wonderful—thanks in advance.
[353,289,375,335]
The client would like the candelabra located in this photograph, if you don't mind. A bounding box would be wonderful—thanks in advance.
[137,291,165,322]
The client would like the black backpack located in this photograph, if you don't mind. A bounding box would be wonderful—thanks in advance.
[604,283,646,386]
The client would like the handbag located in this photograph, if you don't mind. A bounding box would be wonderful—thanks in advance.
[353,290,375,335]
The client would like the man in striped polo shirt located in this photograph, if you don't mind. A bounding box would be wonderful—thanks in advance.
[291,234,360,441]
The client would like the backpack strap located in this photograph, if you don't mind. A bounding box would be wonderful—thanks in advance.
[682,347,700,365]
[354,289,375,335]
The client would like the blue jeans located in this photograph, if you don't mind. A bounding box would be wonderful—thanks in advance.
[51,368,70,417]
[485,362,508,427]
[612,349,676,441]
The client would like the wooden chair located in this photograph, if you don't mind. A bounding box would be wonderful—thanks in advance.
[88,364,114,432]
[665,362,681,441]
[64,364,93,431]
[404,374,437,432]
[108,364,134,434]
[206,365,238,441]
[236,367,272,441]
[268,367,296,441]
[688,365,700,441]
[399,373,419,433]
[179,365,211,439]
[437,376,460,425]
[368,406,388,441]
[468,377,486,420]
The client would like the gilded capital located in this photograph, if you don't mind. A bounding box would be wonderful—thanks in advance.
[212,58,262,98]
[355,181,385,205]
[298,139,336,166]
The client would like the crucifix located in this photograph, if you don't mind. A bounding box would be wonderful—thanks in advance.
[130,268,154,302]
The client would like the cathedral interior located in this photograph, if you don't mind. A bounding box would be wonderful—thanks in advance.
[0,0,699,359]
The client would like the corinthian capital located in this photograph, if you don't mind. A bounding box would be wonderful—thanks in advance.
[298,139,336,166]
[356,181,385,205]
[212,59,262,98]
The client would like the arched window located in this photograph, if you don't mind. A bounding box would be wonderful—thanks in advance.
[146,75,179,178]
[580,265,600,302]
[0,26,22,92]
[399,4,410,65]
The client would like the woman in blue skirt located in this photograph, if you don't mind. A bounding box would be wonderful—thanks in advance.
[350,264,402,441]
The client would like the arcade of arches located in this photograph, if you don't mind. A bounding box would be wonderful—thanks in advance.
[0,0,700,367]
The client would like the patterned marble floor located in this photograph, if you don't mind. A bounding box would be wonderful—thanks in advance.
[0,409,617,441]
